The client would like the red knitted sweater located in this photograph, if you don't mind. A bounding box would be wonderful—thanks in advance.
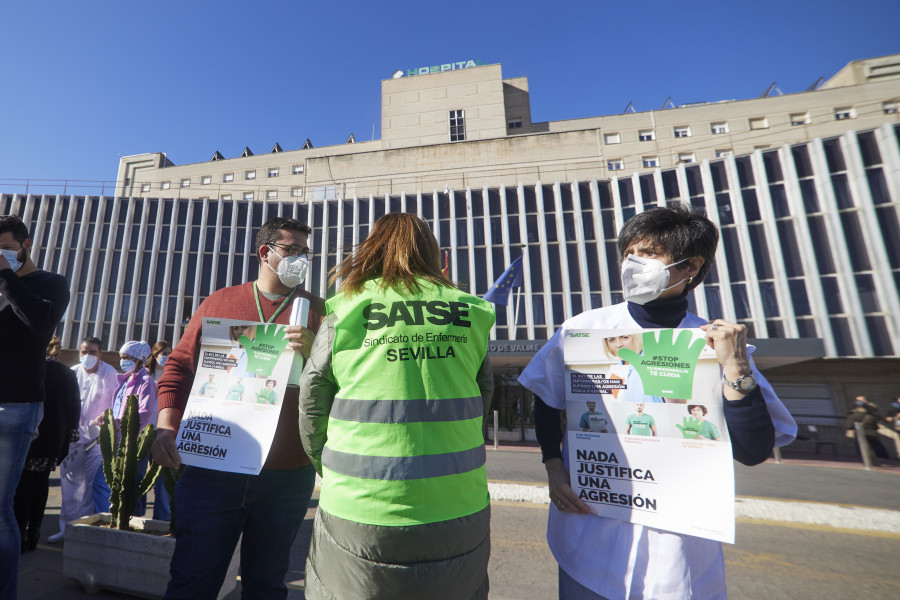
[158,281,325,469]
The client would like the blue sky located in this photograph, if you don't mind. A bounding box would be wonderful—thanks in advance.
[1,0,897,194]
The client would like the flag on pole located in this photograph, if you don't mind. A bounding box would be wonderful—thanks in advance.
[483,256,524,305]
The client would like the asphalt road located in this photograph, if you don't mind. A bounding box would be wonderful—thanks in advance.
[17,451,900,599]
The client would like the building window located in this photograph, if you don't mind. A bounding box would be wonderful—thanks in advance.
[715,149,733,158]
[180,179,190,188]
[292,165,304,175]
[638,130,655,141]
[834,107,855,120]
[790,112,810,126]
[508,118,523,129]
[243,192,254,201]
[201,175,212,185]
[245,170,257,180]
[223,173,234,183]
[140,183,150,192]
[449,109,466,142]
[642,157,659,168]
[310,185,338,201]
[604,132,621,144]
[160,181,170,190]
[677,152,695,164]
[674,126,691,138]
[749,117,769,130]
[607,159,624,171]
[267,168,279,178]
[266,190,277,200]
[221,194,232,201]
[883,101,899,114]
[710,122,729,135]
[290,187,303,197]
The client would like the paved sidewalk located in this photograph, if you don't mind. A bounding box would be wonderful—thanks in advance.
[16,446,900,599]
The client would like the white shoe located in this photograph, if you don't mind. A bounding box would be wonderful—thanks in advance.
[47,531,65,543]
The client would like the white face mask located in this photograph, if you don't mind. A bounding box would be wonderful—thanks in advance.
[0,248,24,272]
[267,246,309,287]
[80,354,99,370]
[621,254,689,305]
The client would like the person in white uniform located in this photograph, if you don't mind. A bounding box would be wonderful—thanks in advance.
[519,202,797,600]
[48,336,119,542]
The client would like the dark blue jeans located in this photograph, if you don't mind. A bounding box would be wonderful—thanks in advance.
[164,464,316,600]
[0,402,43,600]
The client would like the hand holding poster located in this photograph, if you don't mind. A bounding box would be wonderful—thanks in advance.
[564,329,735,543]
[177,317,296,474]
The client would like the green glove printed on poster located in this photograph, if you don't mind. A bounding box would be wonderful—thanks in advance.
[239,324,289,377]
[675,416,703,439]
[617,330,706,399]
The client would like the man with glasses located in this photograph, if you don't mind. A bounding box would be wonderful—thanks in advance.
[152,217,325,599]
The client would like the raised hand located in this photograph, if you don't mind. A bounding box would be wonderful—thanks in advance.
[675,416,702,439]
[239,323,290,377]
[617,330,706,399]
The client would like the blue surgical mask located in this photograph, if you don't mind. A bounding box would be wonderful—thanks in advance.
[120,359,136,373]
[0,248,23,272]
[158,355,168,366]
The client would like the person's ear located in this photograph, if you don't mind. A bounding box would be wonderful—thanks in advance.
[683,256,704,278]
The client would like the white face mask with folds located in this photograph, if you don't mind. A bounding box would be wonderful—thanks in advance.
[267,246,309,288]
[621,254,689,305]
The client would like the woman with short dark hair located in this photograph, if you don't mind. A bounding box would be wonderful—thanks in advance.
[520,202,797,599]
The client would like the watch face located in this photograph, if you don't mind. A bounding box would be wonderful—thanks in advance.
[739,375,756,391]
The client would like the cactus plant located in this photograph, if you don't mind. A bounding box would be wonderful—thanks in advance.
[99,394,161,530]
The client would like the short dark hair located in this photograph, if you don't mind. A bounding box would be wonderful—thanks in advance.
[617,202,718,291]
[0,215,30,244]
[687,404,708,416]
[81,336,102,348]
[255,217,312,259]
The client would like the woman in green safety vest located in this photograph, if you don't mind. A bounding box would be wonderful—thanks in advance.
[299,212,495,600]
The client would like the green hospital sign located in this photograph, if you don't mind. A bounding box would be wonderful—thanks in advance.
[392,60,486,79]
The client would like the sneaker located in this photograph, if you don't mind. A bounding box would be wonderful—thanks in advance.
[47,531,64,543]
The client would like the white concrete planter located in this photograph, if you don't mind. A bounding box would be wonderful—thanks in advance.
[62,514,240,599]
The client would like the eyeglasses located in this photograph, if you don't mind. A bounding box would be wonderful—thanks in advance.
[269,243,313,258]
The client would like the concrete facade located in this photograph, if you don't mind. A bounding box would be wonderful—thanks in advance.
[116,56,900,201]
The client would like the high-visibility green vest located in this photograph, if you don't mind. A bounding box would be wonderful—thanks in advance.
[320,278,495,526]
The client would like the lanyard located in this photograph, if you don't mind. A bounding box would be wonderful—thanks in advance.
[253,281,295,323]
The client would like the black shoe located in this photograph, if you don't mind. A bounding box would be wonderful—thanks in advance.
[26,529,40,552]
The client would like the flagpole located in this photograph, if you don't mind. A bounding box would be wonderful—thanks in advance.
[512,283,522,340]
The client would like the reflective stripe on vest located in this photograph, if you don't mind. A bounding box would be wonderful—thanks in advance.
[330,396,484,423]
[322,444,486,480]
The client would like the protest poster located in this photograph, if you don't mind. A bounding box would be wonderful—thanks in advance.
[564,328,735,543]
[177,318,295,474]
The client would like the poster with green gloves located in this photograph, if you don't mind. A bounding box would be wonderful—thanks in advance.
[177,317,296,474]
[563,328,736,543]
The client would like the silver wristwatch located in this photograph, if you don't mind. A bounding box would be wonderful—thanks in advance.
[725,373,758,394]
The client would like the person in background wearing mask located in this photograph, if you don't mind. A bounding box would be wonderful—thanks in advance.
[147,341,172,383]
[146,341,173,520]
[519,202,797,600]
[94,341,158,516]
[0,214,69,593]
[14,336,80,552]
[151,217,325,599]
[49,336,119,543]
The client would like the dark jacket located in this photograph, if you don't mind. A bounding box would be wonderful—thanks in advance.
[27,359,81,465]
